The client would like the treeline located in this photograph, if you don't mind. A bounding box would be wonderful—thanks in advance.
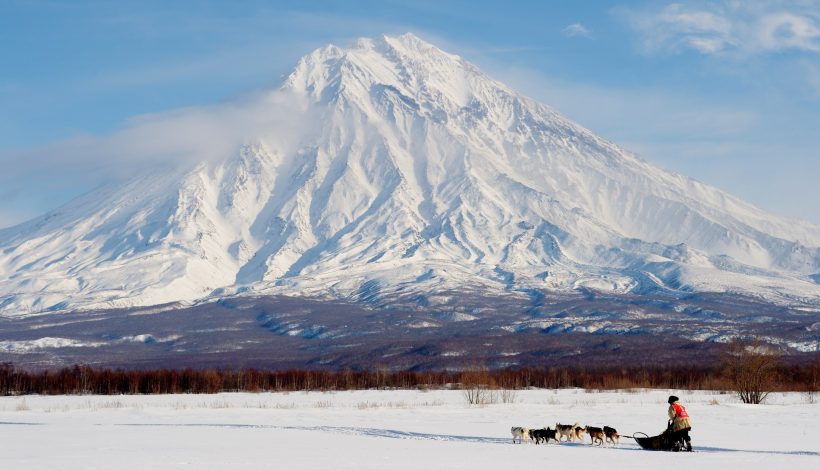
[1,362,816,395]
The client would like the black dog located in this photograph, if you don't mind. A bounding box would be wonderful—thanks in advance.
[603,426,620,446]
[530,427,560,444]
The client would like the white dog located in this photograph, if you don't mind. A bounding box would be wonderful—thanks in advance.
[510,426,531,444]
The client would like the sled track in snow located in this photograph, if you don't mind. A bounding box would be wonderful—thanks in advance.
[108,423,820,456]
[284,425,513,444]
[111,423,511,445]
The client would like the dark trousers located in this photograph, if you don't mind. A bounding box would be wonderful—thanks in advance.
[670,427,692,450]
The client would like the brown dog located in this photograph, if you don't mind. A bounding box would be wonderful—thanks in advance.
[585,425,604,446]
[573,425,587,442]
[603,426,620,446]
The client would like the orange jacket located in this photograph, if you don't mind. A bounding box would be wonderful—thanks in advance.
[668,401,692,431]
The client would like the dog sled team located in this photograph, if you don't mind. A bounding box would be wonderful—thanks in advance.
[510,395,693,452]
[511,423,620,446]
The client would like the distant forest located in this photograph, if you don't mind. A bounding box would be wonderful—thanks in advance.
[1,362,817,395]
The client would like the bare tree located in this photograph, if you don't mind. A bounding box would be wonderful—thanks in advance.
[460,366,497,405]
[499,388,518,404]
[723,337,781,404]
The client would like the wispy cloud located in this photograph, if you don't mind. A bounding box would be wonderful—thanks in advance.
[0,90,321,229]
[619,1,820,55]
[562,22,592,38]
[757,11,820,52]
[625,3,733,53]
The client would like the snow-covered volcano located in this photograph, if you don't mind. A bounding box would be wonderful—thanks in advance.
[1,33,819,316]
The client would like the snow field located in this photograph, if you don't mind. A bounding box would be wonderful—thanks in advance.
[1,389,817,469]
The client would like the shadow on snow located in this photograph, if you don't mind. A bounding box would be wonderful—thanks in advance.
[107,423,818,457]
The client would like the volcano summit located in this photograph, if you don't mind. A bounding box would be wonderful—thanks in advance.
[1,34,818,358]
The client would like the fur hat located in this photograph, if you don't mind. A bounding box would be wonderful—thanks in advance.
[668,395,679,404]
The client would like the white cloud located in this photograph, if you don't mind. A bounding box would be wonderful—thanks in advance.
[562,23,592,38]
[0,90,321,229]
[1,93,309,177]
[620,1,820,55]
[758,12,820,52]
[623,3,734,53]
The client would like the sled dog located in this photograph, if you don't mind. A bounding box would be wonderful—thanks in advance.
[530,427,560,444]
[603,426,620,446]
[511,426,530,444]
[585,426,605,446]
[556,422,579,442]
[573,425,587,442]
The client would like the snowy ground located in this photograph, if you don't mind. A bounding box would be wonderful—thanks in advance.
[1,389,817,469]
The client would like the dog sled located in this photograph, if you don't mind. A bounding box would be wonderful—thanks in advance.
[623,423,689,452]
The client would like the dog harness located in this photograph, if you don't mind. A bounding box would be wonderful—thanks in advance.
[671,403,689,418]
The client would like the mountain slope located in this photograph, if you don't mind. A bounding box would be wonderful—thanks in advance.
[1,33,819,316]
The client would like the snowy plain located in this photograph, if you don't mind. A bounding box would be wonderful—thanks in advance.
[1,389,817,469]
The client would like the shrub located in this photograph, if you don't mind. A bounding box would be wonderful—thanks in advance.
[723,338,781,404]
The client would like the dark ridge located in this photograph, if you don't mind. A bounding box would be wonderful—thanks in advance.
[0,293,816,371]
[1,362,818,395]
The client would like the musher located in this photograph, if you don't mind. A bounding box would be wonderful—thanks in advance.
[667,395,693,452]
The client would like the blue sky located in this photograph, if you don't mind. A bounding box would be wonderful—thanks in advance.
[1,0,819,227]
